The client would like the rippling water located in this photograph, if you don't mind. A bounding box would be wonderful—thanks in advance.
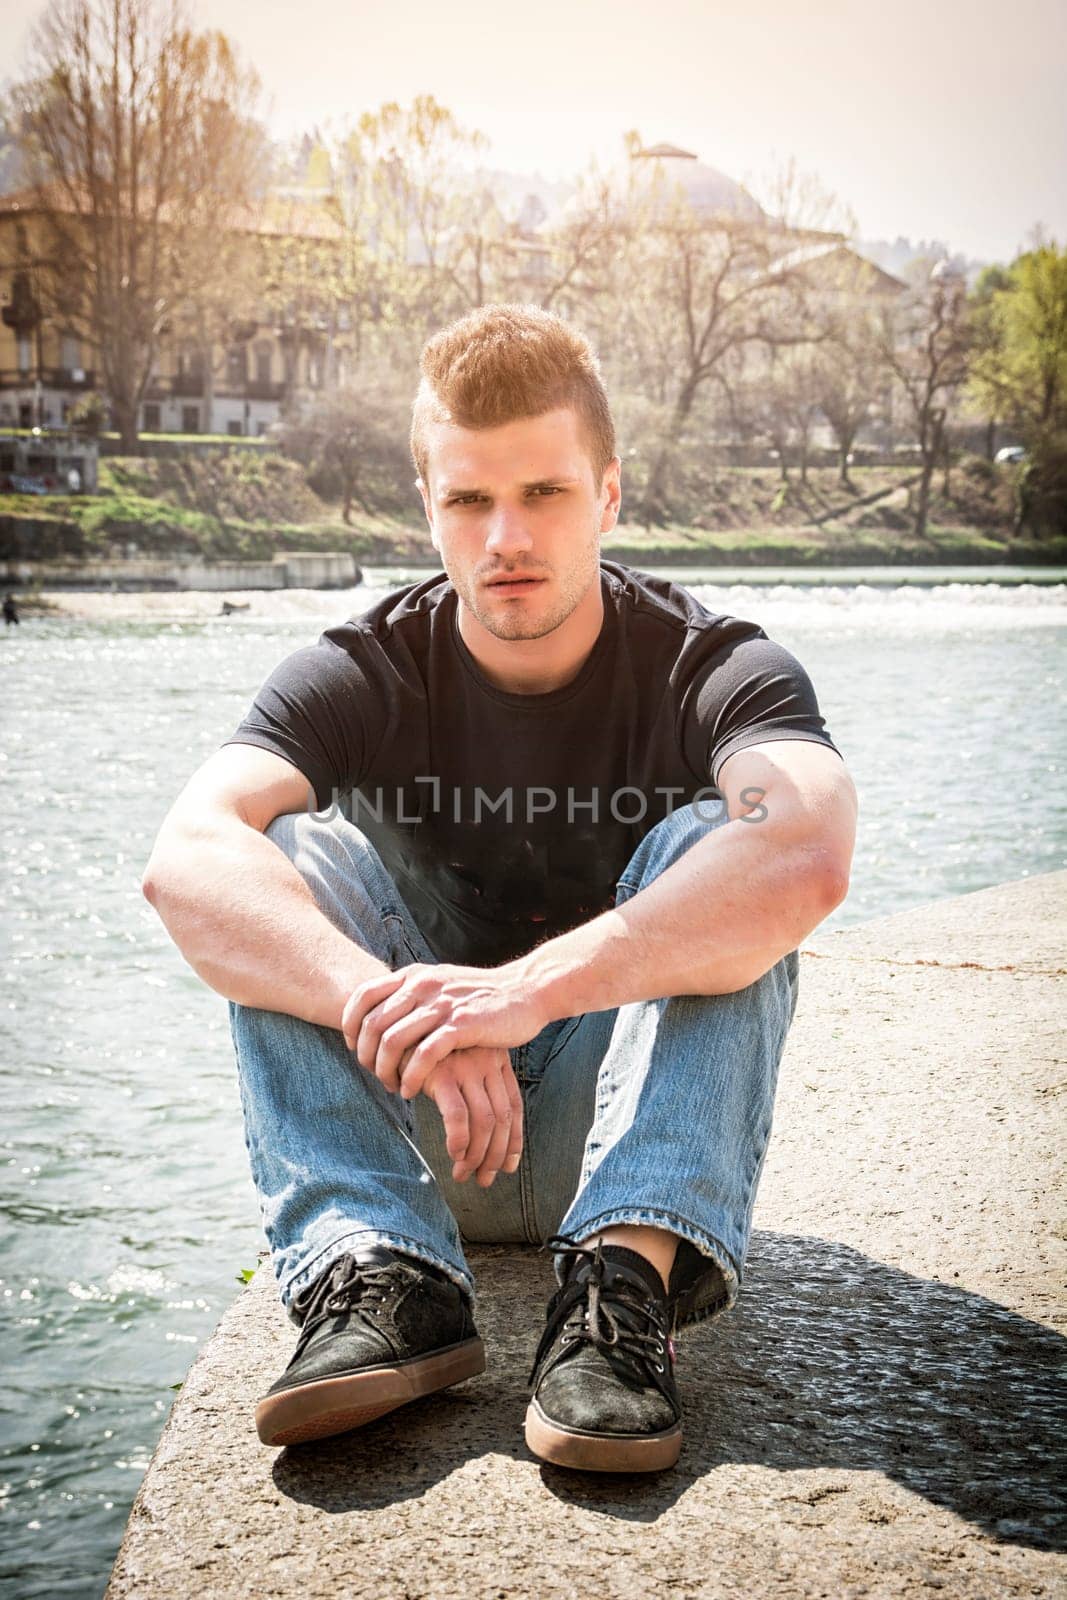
[2,574,1065,1598]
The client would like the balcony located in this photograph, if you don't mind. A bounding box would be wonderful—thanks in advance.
[142,374,205,399]
[141,375,285,402]
[172,373,206,397]
[242,379,285,401]
[0,366,97,390]
[0,367,287,403]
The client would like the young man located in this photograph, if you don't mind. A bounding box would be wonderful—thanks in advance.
[143,304,856,1473]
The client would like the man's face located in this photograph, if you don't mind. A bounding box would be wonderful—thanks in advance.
[417,406,621,643]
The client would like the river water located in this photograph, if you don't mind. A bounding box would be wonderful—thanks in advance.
[2,571,1065,1598]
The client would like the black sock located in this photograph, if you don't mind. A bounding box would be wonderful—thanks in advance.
[590,1243,669,1303]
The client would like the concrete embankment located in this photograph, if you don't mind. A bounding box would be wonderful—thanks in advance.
[0,551,360,590]
[106,871,1066,1600]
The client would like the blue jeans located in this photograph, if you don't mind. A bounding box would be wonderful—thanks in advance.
[228,803,800,1329]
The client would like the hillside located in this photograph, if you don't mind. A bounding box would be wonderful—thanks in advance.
[1,450,1062,569]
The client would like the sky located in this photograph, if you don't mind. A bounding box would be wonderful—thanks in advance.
[8,0,1067,263]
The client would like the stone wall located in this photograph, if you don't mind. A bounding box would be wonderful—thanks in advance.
[0,551,360,591]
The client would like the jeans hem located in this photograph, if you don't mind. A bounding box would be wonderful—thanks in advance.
[556,1206,741,1329]
[280,1228,474,1320]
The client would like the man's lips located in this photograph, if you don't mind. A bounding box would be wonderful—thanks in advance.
[484,574,548,592]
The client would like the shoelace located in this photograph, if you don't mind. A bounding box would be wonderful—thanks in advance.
[291,1258,397,1360]
[528,1235,673,1394]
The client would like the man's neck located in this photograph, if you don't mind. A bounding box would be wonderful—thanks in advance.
[457,574,605,696]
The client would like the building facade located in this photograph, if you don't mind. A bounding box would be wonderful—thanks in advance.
[0,190,348,437]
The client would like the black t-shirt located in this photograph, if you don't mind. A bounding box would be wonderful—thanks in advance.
[223,561,841,966]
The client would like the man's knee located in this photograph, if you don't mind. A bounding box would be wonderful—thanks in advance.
[263,809,366,896]
[261,810,419,965]
[263,809,302,859]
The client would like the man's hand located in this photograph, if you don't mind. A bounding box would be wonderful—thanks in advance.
[421,1046,524,1187]
[341,961,550,1099]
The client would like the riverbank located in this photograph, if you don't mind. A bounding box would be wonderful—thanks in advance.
[0,565,1055,622]
[104,869,1067,1600]
[3,454,1064,574]
[5,518,1065,573]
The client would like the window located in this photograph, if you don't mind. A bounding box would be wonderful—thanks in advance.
[143,402,161,431]
[254,342,272,384]
[17,336,31,373]
[227,419,243,437]
[226,345,247,387]
[60,333,81,372]
[181,405,199,434]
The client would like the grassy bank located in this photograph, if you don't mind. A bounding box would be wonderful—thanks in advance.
[2,451,1064,568]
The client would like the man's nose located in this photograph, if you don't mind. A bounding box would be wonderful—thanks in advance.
[484,504,534,559]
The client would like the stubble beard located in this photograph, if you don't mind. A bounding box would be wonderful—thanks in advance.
[459,535,601,643]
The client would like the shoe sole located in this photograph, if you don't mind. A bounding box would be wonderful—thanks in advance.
[524,1399,682,1473]
[255,1337,486,1447]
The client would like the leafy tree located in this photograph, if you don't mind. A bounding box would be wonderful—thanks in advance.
[966,243,1067,536]
[257,226,356,409]
[329,96,492,345]
[968,245,1067,438]
[964,263,1014,456]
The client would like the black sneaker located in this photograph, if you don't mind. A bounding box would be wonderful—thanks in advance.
[255,1247,484,1447]
[525,1236,682,1473]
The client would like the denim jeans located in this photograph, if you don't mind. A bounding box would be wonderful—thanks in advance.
[228,803,800,1329]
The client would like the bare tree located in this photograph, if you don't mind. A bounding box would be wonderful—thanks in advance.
[811,312,889,487]
[534,169,618,315]
[590,142,844,523]
[881,260,970,539]
[277,381,411,523]
[12,0,264,448]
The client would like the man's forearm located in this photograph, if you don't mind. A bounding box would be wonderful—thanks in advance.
[511,818,844,1021]
[142,823,387,1029]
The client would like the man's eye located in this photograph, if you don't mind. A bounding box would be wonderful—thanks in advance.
[529,486,561,497]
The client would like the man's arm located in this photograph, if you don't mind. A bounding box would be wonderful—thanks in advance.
[345,740,857,1092]
[518,738,855,1013]
[141,744,390,1028]
[142,743,523,1186]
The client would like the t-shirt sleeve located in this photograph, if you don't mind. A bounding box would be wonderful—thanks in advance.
[682,629,842,789]
[221,637,368,812]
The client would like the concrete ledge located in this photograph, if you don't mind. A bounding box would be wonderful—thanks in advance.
[106,872,1067,1599]
[0,551,361,591]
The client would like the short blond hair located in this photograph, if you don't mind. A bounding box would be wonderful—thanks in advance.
[410,303,616,484]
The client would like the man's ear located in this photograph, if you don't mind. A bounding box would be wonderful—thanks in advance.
[599,457,622,535]
[416,477,440,551]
